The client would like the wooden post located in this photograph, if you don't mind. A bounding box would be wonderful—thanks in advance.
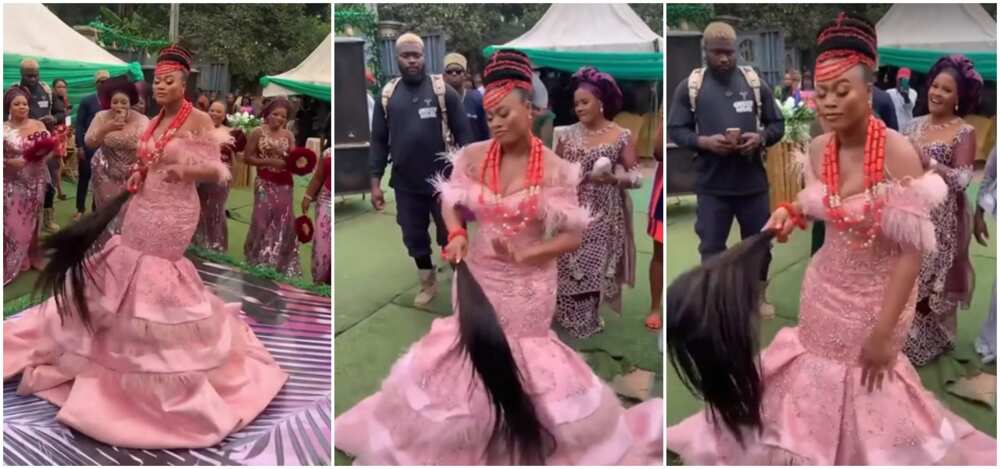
[765,142,804,212]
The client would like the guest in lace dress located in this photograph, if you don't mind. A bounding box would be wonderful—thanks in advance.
[193,100,241,252]
[336,50,662,465]
[902,55,982,367]
[667,15,995,464]
[302,148,331,284]
[4,45,287,449]
[244,98,302,277]
[3,86,52,284]
[553,67,640,338]
[85,76,149,210]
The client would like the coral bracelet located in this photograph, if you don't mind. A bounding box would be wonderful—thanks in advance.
[447,228,468,243]
[777,202,808,230]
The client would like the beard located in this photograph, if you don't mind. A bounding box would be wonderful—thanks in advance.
[708,65,735,85]
[399,64,425,85]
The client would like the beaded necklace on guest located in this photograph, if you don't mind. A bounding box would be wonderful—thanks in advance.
[478,135,544,237]
[821,114,886,249]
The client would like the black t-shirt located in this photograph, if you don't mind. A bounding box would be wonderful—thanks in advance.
[369,75,473,194]
[668,69,785,196]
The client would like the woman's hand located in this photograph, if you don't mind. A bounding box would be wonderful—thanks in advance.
[588,172,617,186]
[762,206,796,242]
[126,170,143,192]
[443,236,469,264]
[974,207,990,247]
[860,328,896,393]
[105,116,127,133]
[301,197,312,214]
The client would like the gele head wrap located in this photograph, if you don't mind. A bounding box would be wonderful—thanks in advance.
[571,66,623,119]
[927,54,983,117]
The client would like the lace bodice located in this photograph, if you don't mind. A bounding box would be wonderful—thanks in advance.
[433,147,591,338]
[86,110,149,182]
[119,128,231,260]
[3,123,49,186]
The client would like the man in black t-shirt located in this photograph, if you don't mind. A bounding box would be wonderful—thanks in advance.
[369,33,472,307]
[668,22,785,317]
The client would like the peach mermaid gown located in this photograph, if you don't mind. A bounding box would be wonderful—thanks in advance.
[667,159,997,465]
[335,147,663,465]
[3,128,289,449]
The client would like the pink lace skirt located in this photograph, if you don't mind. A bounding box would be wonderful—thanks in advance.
[311,187,331,284]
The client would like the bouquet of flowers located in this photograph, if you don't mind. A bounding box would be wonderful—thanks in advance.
[778,97,815,145]
[23,130,58,163]
[226,111,262,136]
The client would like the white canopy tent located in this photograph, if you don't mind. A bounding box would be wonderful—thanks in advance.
[501,4,663,53]
[262,33,331,100]
[4,3,132,64]
[876,4,996,52]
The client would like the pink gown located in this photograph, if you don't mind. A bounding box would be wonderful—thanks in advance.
[335,147,663,465]
[244,133,302,277]
[667,158,997,465]
[3,124,48,285]
[3,128,289,449]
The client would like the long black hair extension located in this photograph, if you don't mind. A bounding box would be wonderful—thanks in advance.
[454,261,554,464]
[666,230,776,441]
[33,190,131,330]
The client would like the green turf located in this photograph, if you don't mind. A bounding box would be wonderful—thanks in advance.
[665,179,998,465]
[333,163,663,464]
[3,176,317,314]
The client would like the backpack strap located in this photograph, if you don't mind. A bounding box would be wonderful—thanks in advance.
[687,67,705,115]
[430,74,456,152]
[380,77,401,121]
[737,65,763,131]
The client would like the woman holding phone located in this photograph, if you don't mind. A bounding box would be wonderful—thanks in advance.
[85,76,148,209]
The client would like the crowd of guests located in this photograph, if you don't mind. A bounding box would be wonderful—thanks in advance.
[366,32,664,337]
[3,57,331,287]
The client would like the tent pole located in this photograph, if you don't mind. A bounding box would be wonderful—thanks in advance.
[169,4,179,43]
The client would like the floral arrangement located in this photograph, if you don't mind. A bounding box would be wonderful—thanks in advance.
[295,215,314,243]
[777,97,816,145]
[286,147,317,176]
[23,131,57,163]
[226,112,262,136]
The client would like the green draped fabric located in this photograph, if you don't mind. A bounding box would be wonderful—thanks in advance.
[878,47,997,81]
[3,53,144,119]
[482,46,663,81]
[259,76,331,102]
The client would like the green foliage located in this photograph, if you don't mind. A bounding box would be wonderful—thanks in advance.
[334,4,381,91]
[45,4,330,93]
[709,4,892,52]
[666,4,713,29]
[377,4,662,73]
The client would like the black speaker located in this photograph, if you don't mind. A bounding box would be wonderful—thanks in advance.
[334,142,370,195]
[334,38,370,145]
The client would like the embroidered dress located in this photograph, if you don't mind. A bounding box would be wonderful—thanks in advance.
[903,118,976,366]
[335,147,662,465]
[312,151,331,284]
[3,128,288,449]
[667,155,995,465]
[193,129,236,252]
[554,123,637,338]
[244,133,302,277]
[3,124,48,285]
[85,110,149,209]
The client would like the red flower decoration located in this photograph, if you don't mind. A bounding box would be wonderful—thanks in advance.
[23,131,57,163]
[285,147,317,176]
[229,128,247,153]
[295,215,314,243]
